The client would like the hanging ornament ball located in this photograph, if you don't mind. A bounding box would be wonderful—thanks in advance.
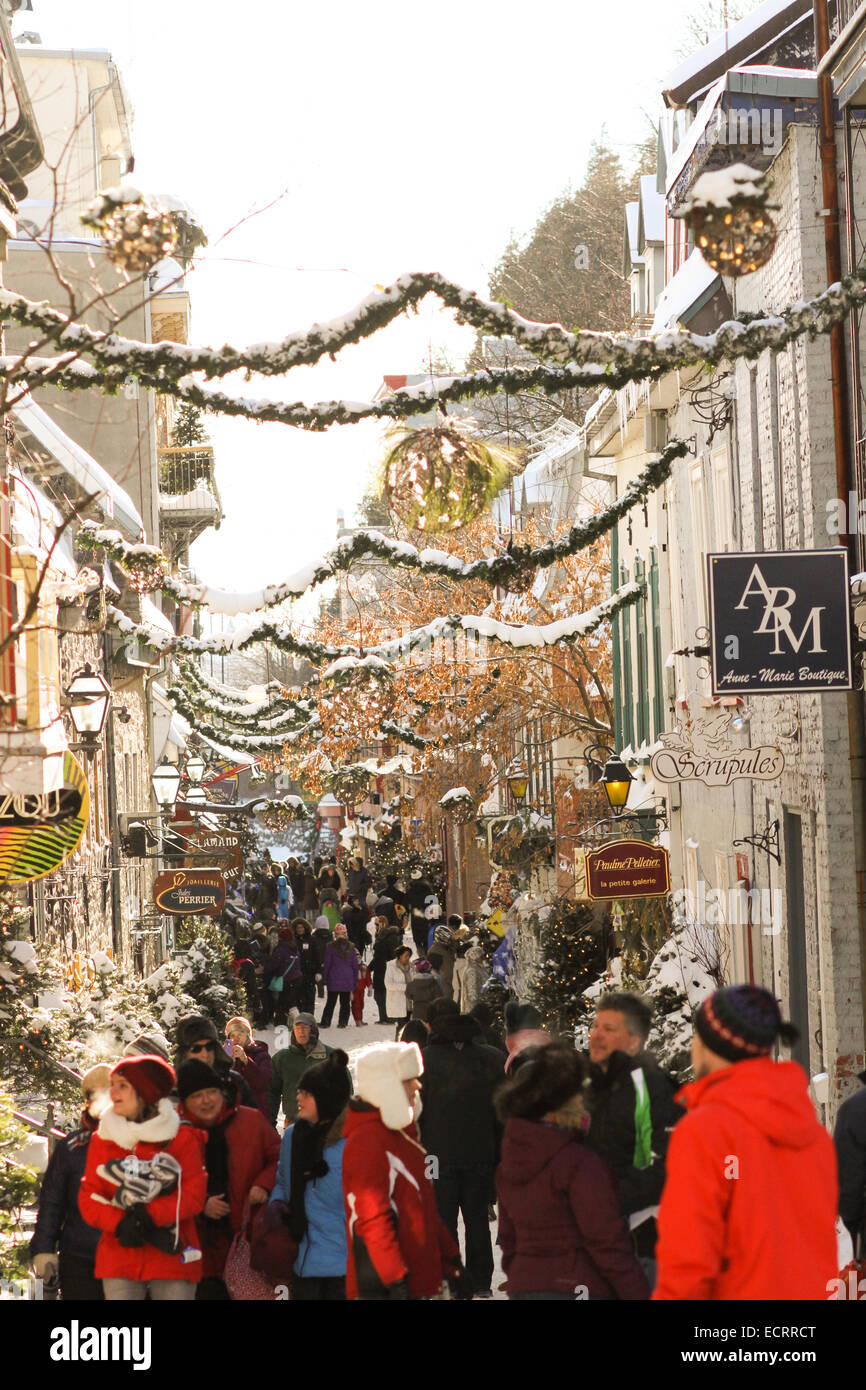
[100,201,178,274]
[121,553,167,593]
[382,425,514,533]
[679,164,777,277]
[330,765,372,803]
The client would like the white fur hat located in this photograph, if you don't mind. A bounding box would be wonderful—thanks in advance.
[355,1042,424,1131]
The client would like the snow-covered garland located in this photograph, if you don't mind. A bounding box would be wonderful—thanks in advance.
[172,662,316,729]
[78,443,685,615]
[107,581,644,665]
[166,682,318,736]
[179,663,289,709]
[165,683,319,748]
[4,269,866,417]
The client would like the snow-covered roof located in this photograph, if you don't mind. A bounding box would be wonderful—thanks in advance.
[651,249,720,334]
[12,394,144,538]
[638,174,665,245]
[662,0,812,107]
[664,65,817,198]
[624,201,640,267]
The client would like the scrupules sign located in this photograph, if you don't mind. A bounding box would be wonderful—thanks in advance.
[154,869,225,916]
[650,744,784,786]
[586,840,670,900]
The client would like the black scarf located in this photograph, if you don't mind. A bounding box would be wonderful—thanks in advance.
[288,1118,332,1245]
[202,1107,233,1244]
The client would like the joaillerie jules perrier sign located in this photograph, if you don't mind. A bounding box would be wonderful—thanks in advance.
[707,550,852,696]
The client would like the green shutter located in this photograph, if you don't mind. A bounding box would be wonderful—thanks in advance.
[621,560,634,747]
[635,557,648,745]
[612,526,622,749]
[649,548,663,740]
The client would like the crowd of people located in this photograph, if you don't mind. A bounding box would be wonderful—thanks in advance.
[25,854,866,1302]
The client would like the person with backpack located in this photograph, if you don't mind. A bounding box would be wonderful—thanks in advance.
[371,915,403,1024]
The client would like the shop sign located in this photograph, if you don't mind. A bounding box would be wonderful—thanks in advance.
[585,840,670,900]
[650,718,784,787]
[184,827,243,878]
[0,751,89,885]
[154,869,226,916]
[707,549,852,695]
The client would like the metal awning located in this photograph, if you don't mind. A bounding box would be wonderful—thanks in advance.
[11,394,144,538]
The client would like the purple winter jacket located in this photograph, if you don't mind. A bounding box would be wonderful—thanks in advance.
[322,939,359,992]
[496,1117,650,1300]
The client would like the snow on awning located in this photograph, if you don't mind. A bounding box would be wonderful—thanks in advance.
[12,394,144,539]
[10,467,79,578]
[651,250,721,334]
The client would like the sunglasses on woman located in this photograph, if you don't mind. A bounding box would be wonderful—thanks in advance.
[188,1042,214,1054]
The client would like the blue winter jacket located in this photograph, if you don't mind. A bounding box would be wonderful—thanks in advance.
[30,1120,100,1262]
[271,1121,347,1278]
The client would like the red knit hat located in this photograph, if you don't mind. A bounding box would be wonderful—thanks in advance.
[111,1055,175,1106]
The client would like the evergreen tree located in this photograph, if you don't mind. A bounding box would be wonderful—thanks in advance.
[0,1082,41,1280]
[530,900,605,1035]
[173,917,245,1031]
[170,402,209,448]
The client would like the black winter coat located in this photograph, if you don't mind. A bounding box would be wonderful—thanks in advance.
[834,1068,866,1248]
[406,973,444,1022]
[418,1014,504,1166]
[31,1117,101,1262]
[371,927,403,988]
[585,1050,682,1219]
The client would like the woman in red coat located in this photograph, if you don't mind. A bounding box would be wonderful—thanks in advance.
[176,1059,281,1299]
[79,1055,207,1300]
[495,1043,650,1301]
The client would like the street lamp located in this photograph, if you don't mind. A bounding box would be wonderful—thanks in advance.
[65,664,111,752]
[183,785,207,806]
[184,751,207,785]
[151,760,181,811]
[600,755,633,817]
[506,761,529,803]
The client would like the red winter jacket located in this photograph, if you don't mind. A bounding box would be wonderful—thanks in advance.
[178,1095,281,1279]
[654,1058,838,1301]
[79,1100,207,1284]
[342,1101,459,1299]
[496,1118,650,1299]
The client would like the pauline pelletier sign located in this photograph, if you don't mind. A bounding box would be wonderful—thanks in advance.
[707,549,852,696]
[584,840,670,901]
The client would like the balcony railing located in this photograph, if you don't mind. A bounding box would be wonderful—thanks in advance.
[157,446,222,530]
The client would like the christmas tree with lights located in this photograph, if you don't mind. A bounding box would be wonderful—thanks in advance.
[530,899,605,1036]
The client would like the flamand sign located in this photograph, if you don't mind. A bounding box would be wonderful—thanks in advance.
[585,840,670,900]
[184,827,243,879]
[154,869,226,916]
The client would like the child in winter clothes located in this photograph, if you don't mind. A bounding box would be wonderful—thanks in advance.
[79,1055,207,1300]
[352,960,373,1026]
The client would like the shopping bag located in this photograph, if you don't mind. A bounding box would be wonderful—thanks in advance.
[223,1221,279,1301]
[269,974,284,993]
[249,1198,299,1288]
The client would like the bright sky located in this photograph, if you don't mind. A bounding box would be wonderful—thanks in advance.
[25,0,710,595]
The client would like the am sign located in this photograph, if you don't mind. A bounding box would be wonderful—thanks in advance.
[707,550,852,696]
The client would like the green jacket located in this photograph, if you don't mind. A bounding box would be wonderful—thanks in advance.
[269,1037,334,1124]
